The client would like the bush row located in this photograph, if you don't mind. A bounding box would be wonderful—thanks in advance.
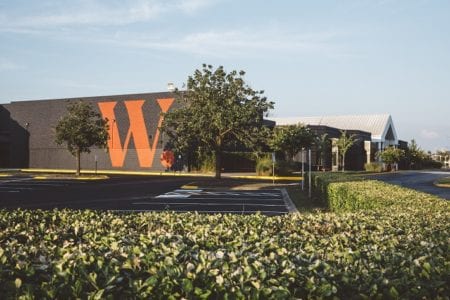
[1,202,449,299]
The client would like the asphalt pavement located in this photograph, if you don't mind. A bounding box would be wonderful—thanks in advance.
[368,170,450,200]
[0,174,291,215]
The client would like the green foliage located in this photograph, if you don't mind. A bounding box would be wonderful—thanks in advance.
[314,133,330,167]
[55,101,109,175]
[377,147,405,166]
[255,156,272,176]
[1,201,448,299]
[1,173,449,299]
[364,162,383,172]
[270,124,315,161]
[404,139,442,170]
[199,154,216,173]
[161,64,274,178]
[335,130,356,171]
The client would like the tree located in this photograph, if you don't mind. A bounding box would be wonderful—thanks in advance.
[270,124,315,161]
[314,133,329,170]
[405,139,426,169]
[55,101,109,176]
[336,130,356,172]
[161,64,274,179]
[378,147,405,171]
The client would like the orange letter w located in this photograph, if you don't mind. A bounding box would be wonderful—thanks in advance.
[98,98,174,168]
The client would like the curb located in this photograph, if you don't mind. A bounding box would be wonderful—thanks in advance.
[229,175,302,181]
[280,188,299,213]
[33,175,109,181]
[20,168,215,177]
[19,168,302,181]
[433,181,450,188]
[182,185,200,189]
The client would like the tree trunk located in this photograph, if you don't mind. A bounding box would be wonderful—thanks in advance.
[76,148,81,176]
[215,149,222,179]
[342,153,345,172]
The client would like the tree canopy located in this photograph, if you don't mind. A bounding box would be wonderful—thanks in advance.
[336,130,356,172]
[270,124,315,161]
[161,64,274,178]
[55,101,109,176]
[314,133,330,169]
[378,146,405,170]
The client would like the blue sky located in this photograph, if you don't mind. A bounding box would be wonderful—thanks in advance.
[0,0,449,151]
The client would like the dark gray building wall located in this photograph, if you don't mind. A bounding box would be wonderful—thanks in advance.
[307,125,371,171]
[1,92,179,171]
[345,130,371,171]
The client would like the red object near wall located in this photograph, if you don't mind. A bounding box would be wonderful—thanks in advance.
[160,150,175,169]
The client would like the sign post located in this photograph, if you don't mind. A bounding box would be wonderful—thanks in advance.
[272,152,276,185]
[308,149,312,198]
[301,149,305,191]
[94,155,98,175]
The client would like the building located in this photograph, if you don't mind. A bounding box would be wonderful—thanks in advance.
[271,114,405,171]
[0,92,178,171]
[0,92,406,172]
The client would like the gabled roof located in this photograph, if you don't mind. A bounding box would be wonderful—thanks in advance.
[270,114,398,143]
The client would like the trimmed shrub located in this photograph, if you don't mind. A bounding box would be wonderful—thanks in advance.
[364,162,383,172]
[0,208,448,299]
[0,173,448,298]
[255,156,272,176]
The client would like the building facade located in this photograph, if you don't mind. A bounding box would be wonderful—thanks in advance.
[0,93,406,172]
[271,114,405,171]
[0,92,178,171]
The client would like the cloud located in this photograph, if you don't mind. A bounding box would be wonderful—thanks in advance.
[0,58,24,71]
[97,28,345,58]
[0,0,217,28]
[420,129,439,139]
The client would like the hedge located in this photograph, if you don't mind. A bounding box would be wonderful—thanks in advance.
[1,207,449,299]
[0,173,449,299]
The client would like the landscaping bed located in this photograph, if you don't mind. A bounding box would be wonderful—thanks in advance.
[0,173,449,299]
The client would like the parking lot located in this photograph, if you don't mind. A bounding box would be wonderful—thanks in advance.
[0,174,292,215]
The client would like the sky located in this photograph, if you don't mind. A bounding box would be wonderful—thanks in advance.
[0,0,449,151]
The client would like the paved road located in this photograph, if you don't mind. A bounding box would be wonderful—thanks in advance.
[0,175,289,215]
[368,170,450,200]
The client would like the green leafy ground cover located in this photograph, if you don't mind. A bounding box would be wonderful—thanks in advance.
[435,176,450,187]
[0,174,449,299]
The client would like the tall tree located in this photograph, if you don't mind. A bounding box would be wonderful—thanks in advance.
[161,64,274,179]
[270,124,315,161]
[314,133,329,170]
[55,101,109,176]
[336,130,356,172]
[406,139,425,169]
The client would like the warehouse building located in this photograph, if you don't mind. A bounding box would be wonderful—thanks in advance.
[0,92,405,172]
[0,92,178,171]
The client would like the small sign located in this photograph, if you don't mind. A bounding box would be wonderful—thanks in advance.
[272,152,276,163]
[94,155,98,162]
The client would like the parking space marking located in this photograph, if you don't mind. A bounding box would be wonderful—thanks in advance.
[136,189,288,215]
[133,202,286,207]
[111,210,288,214]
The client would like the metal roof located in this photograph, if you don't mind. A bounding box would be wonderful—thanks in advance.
[270,114,398,143]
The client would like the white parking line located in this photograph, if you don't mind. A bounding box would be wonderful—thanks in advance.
[133,202,286,207]
[0,187,34,190]
[151,197,283,201]
[155,194,191,199]
[0,178,33,184]
[110,209,288,214]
